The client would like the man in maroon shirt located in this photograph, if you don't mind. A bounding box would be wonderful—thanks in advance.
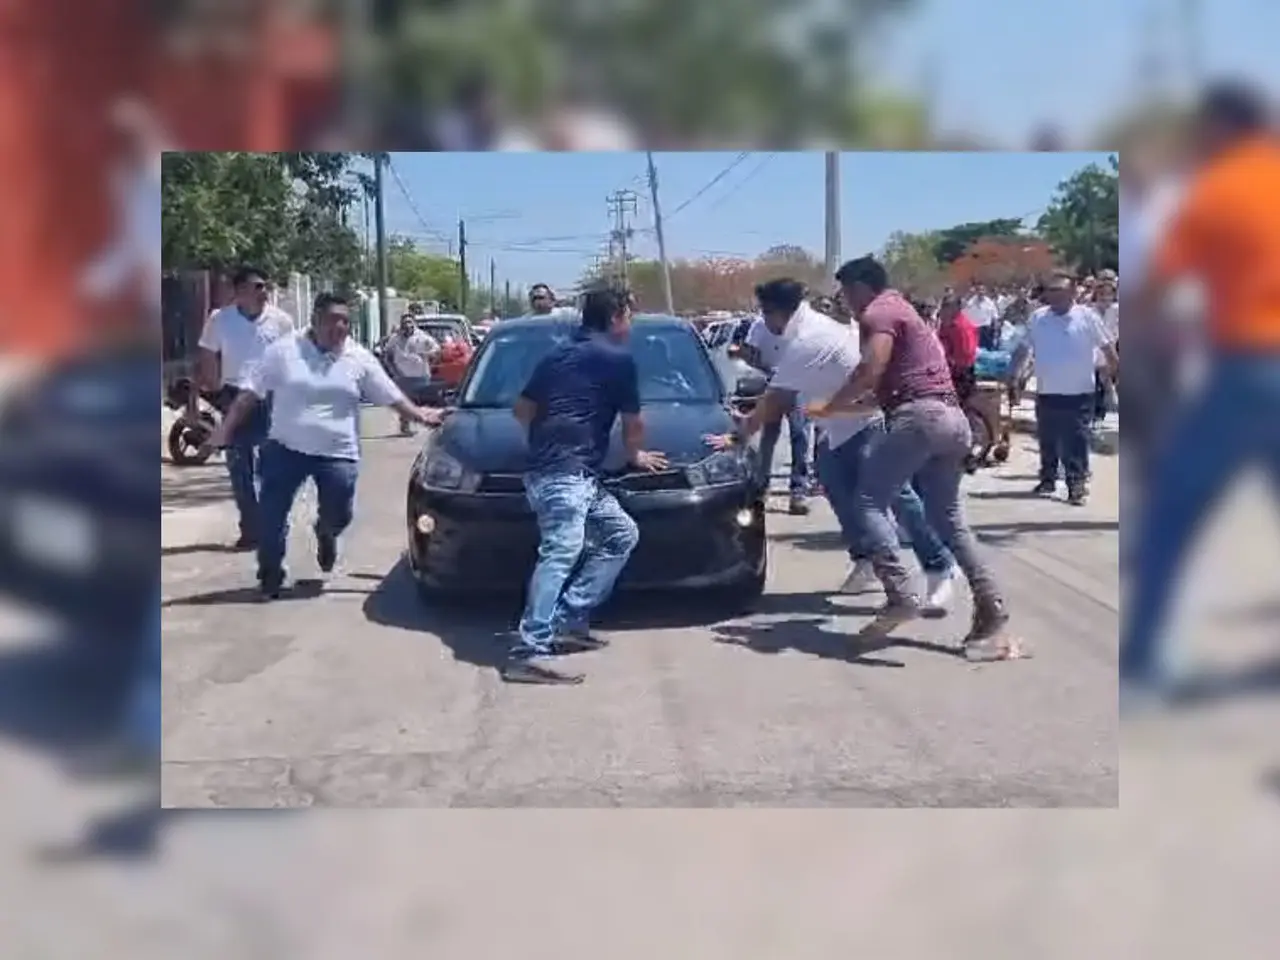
[808,256,1013,660]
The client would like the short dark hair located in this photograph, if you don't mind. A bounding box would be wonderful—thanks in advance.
[313,290,352,315]
[834,256,888,292]
[231,266,267,288]
[754,278,807,314]
[579,284,630,331]
[530,283,552,298]
[1199,80,1270,136]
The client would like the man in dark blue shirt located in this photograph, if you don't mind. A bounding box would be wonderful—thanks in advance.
[508,285,667,684]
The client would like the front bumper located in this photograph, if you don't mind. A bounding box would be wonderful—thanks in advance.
[406,481,766,594]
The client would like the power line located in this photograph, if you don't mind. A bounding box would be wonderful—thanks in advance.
[665,153,751,220]
[702,153,776,213]
[384,157,452,245]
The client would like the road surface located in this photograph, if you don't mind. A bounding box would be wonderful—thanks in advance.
[160,409,1118,807]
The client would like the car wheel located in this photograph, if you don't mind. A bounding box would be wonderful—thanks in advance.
[713,559,767,615]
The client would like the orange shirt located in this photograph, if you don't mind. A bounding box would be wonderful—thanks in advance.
[1152,136,1280,350]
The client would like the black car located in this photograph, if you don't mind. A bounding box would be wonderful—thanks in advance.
[406,315,769,605]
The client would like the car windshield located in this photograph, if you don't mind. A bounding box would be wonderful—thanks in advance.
[461,325,721,407]
[419,321,465,344]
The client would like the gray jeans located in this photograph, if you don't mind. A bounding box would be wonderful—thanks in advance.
[855,399,1003,606]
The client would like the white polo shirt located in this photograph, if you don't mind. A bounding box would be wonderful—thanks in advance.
[247,333,405,461]
[1024,305,1111,396]
[965,295,999,327]
[769,304,880,450]
[744,318,788,370]
[387,329,439,378]
[198,304,296,387]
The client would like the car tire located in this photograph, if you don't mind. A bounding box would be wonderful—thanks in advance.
[713,560,767,615]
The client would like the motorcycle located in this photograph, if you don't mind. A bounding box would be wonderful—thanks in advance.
[163,378,221,466]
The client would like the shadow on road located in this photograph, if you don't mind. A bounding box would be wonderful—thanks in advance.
[357,559,782,671]
[974,519,1119,542]
[161,542,243,558]
[1169,654,1280,708]
[161,465,230,513]
[162,578,325,608]
[714,616,962,668]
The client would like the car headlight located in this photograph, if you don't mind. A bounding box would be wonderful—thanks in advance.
[686,450,749,487]
[417,450,479,492]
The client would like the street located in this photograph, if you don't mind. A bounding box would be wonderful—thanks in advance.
[161,408,1118,808]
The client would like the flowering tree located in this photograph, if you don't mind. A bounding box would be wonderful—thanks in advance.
[948,237,1057,288]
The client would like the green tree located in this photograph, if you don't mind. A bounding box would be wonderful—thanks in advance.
[375,0,924,145]
[1036,156,1119,275]
[931,219,1027,264]
[880,229,947,295]
[386,237,463,305]
[162,151,369,283]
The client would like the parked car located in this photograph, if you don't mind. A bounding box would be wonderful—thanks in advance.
[405,315,768,606]
[416,314,475,399]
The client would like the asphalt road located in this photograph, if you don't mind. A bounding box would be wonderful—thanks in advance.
[160,409,1118,808]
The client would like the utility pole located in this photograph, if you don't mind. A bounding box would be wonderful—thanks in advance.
[606,189,638,287]
[823,151,840,283]
[504,279,511,313]
[457,218,468,313]
[646,152,675,314]
[489,258,496,316]
[372,152,389,340]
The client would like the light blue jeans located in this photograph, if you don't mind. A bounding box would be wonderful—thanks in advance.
[759,404,811,496]
[515,472,640,658]
[814,422,952,573]
[1121,354,1280,686]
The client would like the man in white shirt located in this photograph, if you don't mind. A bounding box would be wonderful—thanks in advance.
[385,314,441,435]
[707,278,958,611]
[206,292,447,598]
[1011,271,1119,505]
[964,284,999,328]
[197,266,296,548]
[1091,273,1120,425]
[742,312,812,514]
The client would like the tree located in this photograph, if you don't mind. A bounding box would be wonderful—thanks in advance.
[376,0,927,146]
[386,236,463,305]
[161,151,369,283]
[880,229,947,296]
[1036,156,1119,275]
[948,237,1057,288]
[931,218,1027,264]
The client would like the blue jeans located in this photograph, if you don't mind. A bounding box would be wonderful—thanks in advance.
[224,395,271,540]
[127,583,161,751]
[1121,354,1280,685]
[814,422,952,573]
[854,400,1002,605]
[759,404,811,496]
[256,440,360,582]
[1035,392,1093,486]
[515,472,640,657]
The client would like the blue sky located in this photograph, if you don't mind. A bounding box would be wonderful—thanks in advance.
[878,0,1279,143]
[378,151,1113,293]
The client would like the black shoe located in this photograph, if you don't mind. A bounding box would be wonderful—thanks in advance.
[500,657,584,685]
[550,633,610,655]
[1067,486,1088,506]
[788,496,810,516]
[316,532,337,573]
[1032,480,1055,497]
[259,570,285,600]
[962,599,1018,661]
[233,534,257,551]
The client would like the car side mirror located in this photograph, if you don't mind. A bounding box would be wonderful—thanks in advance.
[734,374,767,399]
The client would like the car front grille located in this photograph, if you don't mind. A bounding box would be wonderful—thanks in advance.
[475,470,691,496]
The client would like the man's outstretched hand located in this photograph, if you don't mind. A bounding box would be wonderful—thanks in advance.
[631,450,669,472]
[703,433,735,451]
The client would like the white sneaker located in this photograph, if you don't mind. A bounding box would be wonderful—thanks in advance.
[922,567,957,614]
[838,560,877,594]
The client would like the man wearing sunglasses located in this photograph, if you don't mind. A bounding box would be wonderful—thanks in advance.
[196,266,295,549]
[529,283,557,316]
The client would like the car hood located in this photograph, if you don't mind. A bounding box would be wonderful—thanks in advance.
[434,402,736,474]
